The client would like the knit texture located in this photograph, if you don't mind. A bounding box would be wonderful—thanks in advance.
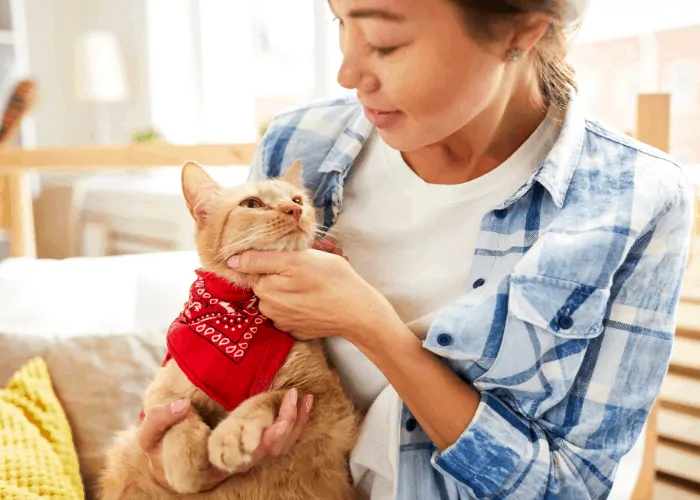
[0,357,84,499]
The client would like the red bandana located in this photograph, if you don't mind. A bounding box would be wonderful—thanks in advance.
[159,269,294,412]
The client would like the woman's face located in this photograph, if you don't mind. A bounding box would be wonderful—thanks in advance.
[331,0,510,152]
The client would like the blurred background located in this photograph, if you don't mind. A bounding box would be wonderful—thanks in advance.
[0,0,697,260]
[0,1,697,499]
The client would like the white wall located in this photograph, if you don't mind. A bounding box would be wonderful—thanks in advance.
[23,0,151,147]
[578,0,700,43]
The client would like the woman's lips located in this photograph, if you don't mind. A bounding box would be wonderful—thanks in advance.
[363,107,405,129]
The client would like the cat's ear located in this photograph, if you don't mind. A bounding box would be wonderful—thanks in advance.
[181,161,220,223]
[281,158,303,188]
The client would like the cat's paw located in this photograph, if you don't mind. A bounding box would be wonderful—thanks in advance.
[160,419,211,494]
[208,414,272,473]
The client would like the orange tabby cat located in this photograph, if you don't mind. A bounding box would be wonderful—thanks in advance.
[99,160,359,500]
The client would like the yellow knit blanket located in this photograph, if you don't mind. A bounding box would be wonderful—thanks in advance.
[0,357,84,499]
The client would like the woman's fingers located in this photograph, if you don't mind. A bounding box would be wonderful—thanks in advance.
[313,238,344,257]
[278,388,300,427]
[136,400,190,452]
[313,238,336,253]
[136,400,191,490]
[137,392,312,484]
[278,394,313,456]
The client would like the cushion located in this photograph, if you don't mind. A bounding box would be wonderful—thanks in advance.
[0,251,200,497]
[0,357,84,499]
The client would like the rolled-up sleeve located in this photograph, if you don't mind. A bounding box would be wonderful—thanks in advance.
[429,177,695,499]
[431,391,613,498]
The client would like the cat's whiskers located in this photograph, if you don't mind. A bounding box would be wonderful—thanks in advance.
[217,229,272,260]
[313,226,356,247]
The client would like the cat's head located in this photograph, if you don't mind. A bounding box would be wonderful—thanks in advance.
[181,159,316,285]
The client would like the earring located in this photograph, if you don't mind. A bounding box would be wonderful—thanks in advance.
[506,48,523,62]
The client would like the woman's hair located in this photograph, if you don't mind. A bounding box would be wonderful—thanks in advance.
[451,0,580,109]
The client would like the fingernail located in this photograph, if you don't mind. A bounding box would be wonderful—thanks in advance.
[306,395,314,412]
[228,255,240,268]
[289,388,298,406]
[170,399,188,414]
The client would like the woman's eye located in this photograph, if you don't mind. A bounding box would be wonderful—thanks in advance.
[292,196,303,205]
[373,46,399,57]
[240,198,263,209]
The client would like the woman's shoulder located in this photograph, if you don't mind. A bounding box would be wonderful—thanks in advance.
[253,95,372,179]
[578,117,693,217]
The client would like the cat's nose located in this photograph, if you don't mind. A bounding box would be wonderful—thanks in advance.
[282,205,302,222]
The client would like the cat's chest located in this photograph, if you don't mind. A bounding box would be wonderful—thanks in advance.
[191,387,228,427]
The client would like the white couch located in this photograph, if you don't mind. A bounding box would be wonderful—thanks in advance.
[0,251,645,498]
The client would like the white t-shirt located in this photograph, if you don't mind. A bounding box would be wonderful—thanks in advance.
[325,109,562,500]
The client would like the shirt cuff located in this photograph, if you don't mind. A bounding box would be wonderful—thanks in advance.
[431,392,536,498]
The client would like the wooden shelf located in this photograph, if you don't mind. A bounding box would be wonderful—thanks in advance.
[655,476,700,499]
[657,441,700,485]
[656,265,700,490]
[660,373,700,410]
[670,336,700,372]
[658,407,700,448]
[0,142,257,172]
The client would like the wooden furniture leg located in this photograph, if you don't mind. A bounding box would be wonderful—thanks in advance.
[7,170,36,257]
[631,403,659,500]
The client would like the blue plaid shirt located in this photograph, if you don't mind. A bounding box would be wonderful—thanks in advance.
[248,96,694,499]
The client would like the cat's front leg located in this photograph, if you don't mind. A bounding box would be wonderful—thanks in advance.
[208,390,286,472]
[142,362,212,494]
[159,408,212,494]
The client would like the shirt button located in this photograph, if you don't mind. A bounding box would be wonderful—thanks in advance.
[405,418,418,432]
[494,209,508,219]
[437,333,453,347]
[558,315,574,330]
[473,278,485,289]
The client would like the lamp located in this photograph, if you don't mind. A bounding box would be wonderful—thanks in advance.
[74,30,130,144]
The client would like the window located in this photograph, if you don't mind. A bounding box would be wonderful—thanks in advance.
[250,0,316,134]
[147,0,349,144]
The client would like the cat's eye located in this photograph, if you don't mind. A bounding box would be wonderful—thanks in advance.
[240,198,264,209]
[292,196,303,205]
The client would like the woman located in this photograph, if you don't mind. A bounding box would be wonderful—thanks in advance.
[138,0,695,498]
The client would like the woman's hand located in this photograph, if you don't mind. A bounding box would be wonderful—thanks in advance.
[136,389,312,492]
[227,248,401,342]
[312,237,347,260]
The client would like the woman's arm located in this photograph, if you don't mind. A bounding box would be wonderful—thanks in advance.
[232,174,694,499]
[354,181,695,499]
[353,312,482,451]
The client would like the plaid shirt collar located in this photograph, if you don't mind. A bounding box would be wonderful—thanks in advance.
[320,95,587,211]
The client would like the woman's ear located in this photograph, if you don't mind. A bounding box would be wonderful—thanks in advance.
[181,161,221,223]
[507,13,553,58]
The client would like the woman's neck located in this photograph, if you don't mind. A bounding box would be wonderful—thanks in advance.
[401,73,548,185]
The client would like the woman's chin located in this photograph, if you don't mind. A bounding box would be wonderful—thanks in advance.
[376,122,449,153]
[376,127,421,153]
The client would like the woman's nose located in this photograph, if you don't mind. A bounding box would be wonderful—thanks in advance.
[337,60,380,93]
[337,36,380,93]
